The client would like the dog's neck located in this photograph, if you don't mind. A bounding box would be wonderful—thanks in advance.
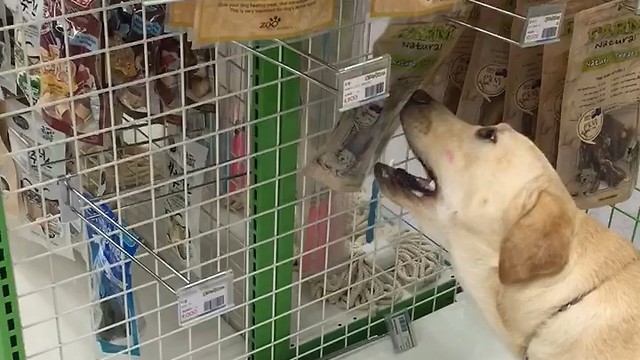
[493,212,638,356]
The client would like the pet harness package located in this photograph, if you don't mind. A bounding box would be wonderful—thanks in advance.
[556,1,640,209]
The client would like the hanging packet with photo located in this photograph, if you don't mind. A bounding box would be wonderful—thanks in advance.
[304,5,472,192]
[191,0,336,45]
[556,2,640,209]
[456,0,515,126]
[535,0,608,165]
[161,126,208,277]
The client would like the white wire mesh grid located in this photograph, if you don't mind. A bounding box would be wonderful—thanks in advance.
[0,1,460,360]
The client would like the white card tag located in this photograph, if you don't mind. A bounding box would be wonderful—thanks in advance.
[177,271,234,326]
[385,310,416,353]
[636,0,640,15]
[338,55,391,112]
[521,3,565,47]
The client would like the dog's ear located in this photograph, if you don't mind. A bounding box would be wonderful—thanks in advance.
[499,190,572,285]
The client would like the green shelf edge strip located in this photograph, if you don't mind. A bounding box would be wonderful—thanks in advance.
[0,195,26,360]
[250,42,300,360]
[294,279,459,360]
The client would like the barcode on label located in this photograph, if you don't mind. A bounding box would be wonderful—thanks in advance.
[398,316,409,332]
[365,82,385,99]
[204,295,225,312]
[541,27,557,40]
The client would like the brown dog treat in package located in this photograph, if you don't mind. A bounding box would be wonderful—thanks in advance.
[556,2,640,209]
[535,0,607,165]
[370,0,463,18]
[423,6,479,114]
[192,0,336,45]
[501,0,548,140]
[304,6,473,192]
[456,0,515,126]
[39,0,109,145]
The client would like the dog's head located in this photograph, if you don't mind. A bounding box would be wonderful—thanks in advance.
[374,90,577,284]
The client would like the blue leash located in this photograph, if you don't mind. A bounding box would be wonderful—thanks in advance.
[366,180,379,244]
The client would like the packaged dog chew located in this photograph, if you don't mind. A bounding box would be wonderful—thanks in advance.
[423,6,479,114]
[108,3,165,115]
[304,5,472,192]
[39,0,109,145]
[456,0,515,126]
[5,99,77,260]
[370,0,463,18]
[166,0,196,32]
[535,0,608,165]
[502,0,547,139]
[161,125,208,277]
[6,0,43,103]
[556,1,640,209]
[192,0,336,45]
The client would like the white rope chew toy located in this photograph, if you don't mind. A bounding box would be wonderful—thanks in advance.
[307,193,443,310]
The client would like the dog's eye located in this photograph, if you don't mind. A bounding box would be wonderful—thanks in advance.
[476,127,497,143]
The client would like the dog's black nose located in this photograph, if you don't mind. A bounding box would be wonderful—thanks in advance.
[408,89,433,105]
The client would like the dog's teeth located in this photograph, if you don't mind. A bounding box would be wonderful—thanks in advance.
[427,180,436,191]
[411,190,423,198]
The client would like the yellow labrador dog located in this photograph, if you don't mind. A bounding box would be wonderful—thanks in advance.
[374,89,640,360]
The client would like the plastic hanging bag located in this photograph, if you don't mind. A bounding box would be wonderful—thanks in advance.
[0,3,16,93]
[191,0,336,45]
[534,0,608,165]
[160,124,208,277]
[370,0,463,18]
[165,0,196,33]
[39,0,110,145]
[456,0,515,126]
[304,5,472,192]
[5,99,79,260]
[85,194,142,356]
[556,1,640,209]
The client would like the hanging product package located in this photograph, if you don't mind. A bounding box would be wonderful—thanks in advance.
[501,0,547,139]
[191,0,336,45]
[155,33,216,124]
[370,0,462,18]
[304,5,472,192]
[456,0,515,126]
[5,0,43,103]
[39,0,109,145]
[5,99,80,260]
[0,3,16,93]
[161,125,208,277]
[107,3,165,116]
[556,1,640,209]
[423,6,479,114]
[85,194,142,356]
[165,0,196,33]
[535,0,607,165]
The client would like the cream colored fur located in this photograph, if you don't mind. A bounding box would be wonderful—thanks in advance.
[375,92,640,360]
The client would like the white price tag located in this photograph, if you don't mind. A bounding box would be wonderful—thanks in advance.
[177,271,234,326]
[338,55,391,112]
[521,3,565,47]
[385,310,416,353]
[636,0,640,15]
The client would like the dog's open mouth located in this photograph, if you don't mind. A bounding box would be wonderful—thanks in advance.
[373,161,437,198]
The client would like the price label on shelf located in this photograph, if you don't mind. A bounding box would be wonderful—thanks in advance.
[385,310,416,353]
[521,3,565,47]
[177,271,234,326]
[338,55,391,112]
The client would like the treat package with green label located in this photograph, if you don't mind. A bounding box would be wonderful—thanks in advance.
[369,0,464,18]
[502,0,547,140]
[304,5,472,192]
[456,0,515,126]
[556,1,640,209]
[535,0,608,166]
[423,6,479,114]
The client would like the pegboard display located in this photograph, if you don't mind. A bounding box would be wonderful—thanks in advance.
[0,0,639,360]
